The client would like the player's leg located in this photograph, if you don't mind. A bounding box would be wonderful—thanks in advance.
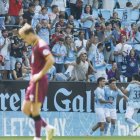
[21,100,32,116]
[125,106,137,135]
[90,123,100,135]
[99,122,105,136]
[133,109,140,131]
[96,108,106,136]
[31,102,44,139]
[104,117,111,135]
[110,109,117,136]
[110,119,116,136]
[104,108,111,135]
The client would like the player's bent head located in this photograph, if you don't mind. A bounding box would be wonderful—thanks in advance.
[108,78,116,84]
[132,73,140,81]
[97,77,105,85]
[18,23,35,37]
[18,23,36,45]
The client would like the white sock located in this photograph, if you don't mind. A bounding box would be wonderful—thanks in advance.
[46,124,54,131]
[100,131,104,136]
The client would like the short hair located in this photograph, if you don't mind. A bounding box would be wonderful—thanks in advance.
[51,5,58,10]
[97,77,105,85]
[59,14,65,19]
[18,23,35,36]
[1,29,7,33]
[97,42,103,49]
[126,2,132,7]
[132,73,140,81]
[108,78,116,84]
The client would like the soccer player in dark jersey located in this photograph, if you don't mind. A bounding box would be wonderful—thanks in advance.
[18,23,55,140]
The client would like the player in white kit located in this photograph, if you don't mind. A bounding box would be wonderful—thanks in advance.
[121,74,140,135]
[90,77,113,136]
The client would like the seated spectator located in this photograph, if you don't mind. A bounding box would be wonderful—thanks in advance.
[106,61,120,81]
[52,38,67,73]
[124,49,140,82]
[12,61,29,80]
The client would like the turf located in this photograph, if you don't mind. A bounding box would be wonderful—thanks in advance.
[0,136,140,140]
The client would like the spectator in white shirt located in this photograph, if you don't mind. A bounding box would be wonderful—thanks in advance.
[114,35,132,73]
[39,7,49,21]
[0,29,11,79]
[49,5,59,28]
[51,0,66,12]
[93,42,107,81]
[75,31,87,53]
[34,0,41,15]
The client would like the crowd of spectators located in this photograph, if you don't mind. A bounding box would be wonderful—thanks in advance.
[0,0,140,82]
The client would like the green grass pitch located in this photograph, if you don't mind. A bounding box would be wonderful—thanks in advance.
[0,136,140,140]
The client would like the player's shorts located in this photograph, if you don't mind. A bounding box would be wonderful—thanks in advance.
[104,108,117,120]
[125,106,139,119]
[95,108,106,123]
[25,76,48,103]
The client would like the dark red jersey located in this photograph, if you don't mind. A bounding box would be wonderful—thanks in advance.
[31,39,51,75]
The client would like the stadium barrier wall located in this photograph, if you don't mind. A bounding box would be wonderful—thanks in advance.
[0,81,140,136]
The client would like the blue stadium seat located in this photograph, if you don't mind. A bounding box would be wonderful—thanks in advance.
[92,9,99,19]
[114,8,126,20]
[130,9,139,22]
[99,9,111,21]
[47,7,52,14]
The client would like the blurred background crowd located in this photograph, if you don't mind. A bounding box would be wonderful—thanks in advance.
[0,0,140,82]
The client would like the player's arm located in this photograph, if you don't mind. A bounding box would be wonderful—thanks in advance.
[121,87,129,94]
[118,89,128,101]
[99,99,113,104]
[39,54,54,78]
[32,54,54,82]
